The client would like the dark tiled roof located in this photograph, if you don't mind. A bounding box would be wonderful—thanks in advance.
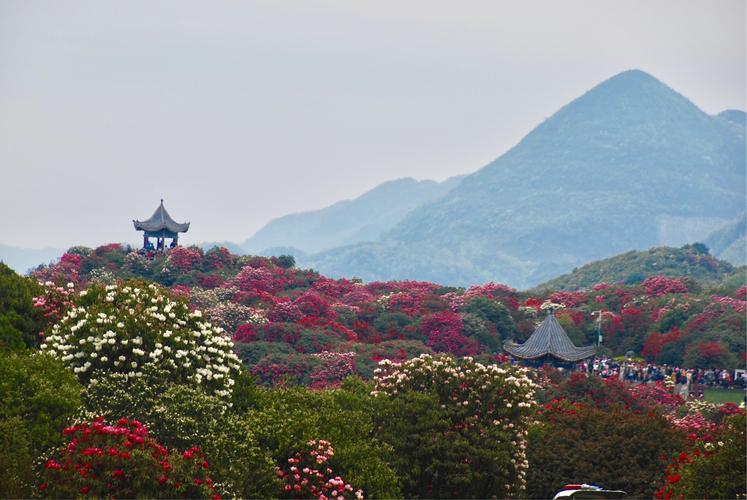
[503,311,596,362]
[133,200,190,234]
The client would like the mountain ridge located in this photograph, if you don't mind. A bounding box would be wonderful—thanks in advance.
[294,69,746,288]
[242,176,463,254]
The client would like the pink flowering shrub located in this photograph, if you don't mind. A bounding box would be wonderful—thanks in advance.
[38,417,219,499]
[167,246,203,272]
[309,351,356,388]
[32,282,77,339]
[642,276,689,297]
[277,439,363,499]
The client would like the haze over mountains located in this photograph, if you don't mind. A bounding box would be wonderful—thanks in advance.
[1,70,744,287]
[245,69,746,288]
[242,176,463,255]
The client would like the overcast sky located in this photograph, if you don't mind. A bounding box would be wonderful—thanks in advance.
[1,0,745,248]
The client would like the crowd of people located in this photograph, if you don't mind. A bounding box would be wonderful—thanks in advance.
[576,357,746,399]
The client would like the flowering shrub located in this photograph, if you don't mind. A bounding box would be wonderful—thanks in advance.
[277,439,363,499]
[38,417,219,498]
[40,282,242,399]
[642,276,689,296]
[204,302,261,333]
[527,401,686,499]
[167,246,203,272]
[309,351,356,388]
[419,311,477,356]
[656,414,746,499]
[372,354,536,498]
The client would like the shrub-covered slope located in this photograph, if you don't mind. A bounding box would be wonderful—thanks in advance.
[534,244,742,291]
[26,244,747,379]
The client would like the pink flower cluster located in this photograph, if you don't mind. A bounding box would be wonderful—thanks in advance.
[277,440,363,500]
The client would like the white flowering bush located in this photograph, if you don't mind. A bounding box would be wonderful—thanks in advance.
[372,354,537,497]
[40,282,242,400]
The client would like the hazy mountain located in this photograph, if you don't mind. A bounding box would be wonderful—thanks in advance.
[0,244,65,275]
[532,244,740,292]
[705,212,746,266]
[242,176,463,254]
[297,70,746,288]
[196,241,247,255]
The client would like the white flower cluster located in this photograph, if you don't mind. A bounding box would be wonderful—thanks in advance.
[40,282,243,400]
[371,353,538,495]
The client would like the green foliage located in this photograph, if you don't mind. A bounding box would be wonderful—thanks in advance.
[371,355,537,498]
[374,390,512,498]
[245,378,402,498]
[0,417,34,498]
[462,296,515,339]
[373,312,413,335]
[0,262,44,350]
[526,403,686,499]
[0,352,82,498]
[536,245,739,291]
[80,370,277,498]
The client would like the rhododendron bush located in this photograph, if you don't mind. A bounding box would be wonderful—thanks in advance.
[39,417,219,499]
[40,282,242,399]
[372,354,537,498]
[277,439,363,499]
[526,399,687,499]
[656,413,746,499]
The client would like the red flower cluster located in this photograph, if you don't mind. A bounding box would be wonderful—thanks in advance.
[642,276,689,297]
[39,417,219,499]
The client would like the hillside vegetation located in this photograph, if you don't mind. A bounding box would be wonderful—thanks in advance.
[535,244,743,291]
[22,243,747,377]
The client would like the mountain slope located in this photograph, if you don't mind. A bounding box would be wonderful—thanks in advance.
[705,212,746,266]
[242,176,462,254]
[300,70,746,288]
[532,244,740,291]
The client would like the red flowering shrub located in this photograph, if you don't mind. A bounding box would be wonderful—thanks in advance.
[204,247,234,270]
[641,327,683,359]
[167,246,203,272]
[547,291,588,308]
[39,417,219,499]
[419,311,477,356]
[233,323,258,343]
[642,276,689,297]
[294,292,335,319]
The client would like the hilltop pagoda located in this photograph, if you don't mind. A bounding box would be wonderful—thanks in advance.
[503,310,596,365]
[133,199,190,252]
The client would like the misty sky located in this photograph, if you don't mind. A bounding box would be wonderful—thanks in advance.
[1,0,745,249]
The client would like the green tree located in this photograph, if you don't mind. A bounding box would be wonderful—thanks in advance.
[0,262,44,350]
[526,402,686,499]
[0,352,83,497]
[246,378,401,498]
[461,296,516,339]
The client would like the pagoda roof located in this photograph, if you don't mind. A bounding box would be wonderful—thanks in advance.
[503,311,596,362]
[133,200,190,234]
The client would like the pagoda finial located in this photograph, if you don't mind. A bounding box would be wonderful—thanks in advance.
[160,198,164,204]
